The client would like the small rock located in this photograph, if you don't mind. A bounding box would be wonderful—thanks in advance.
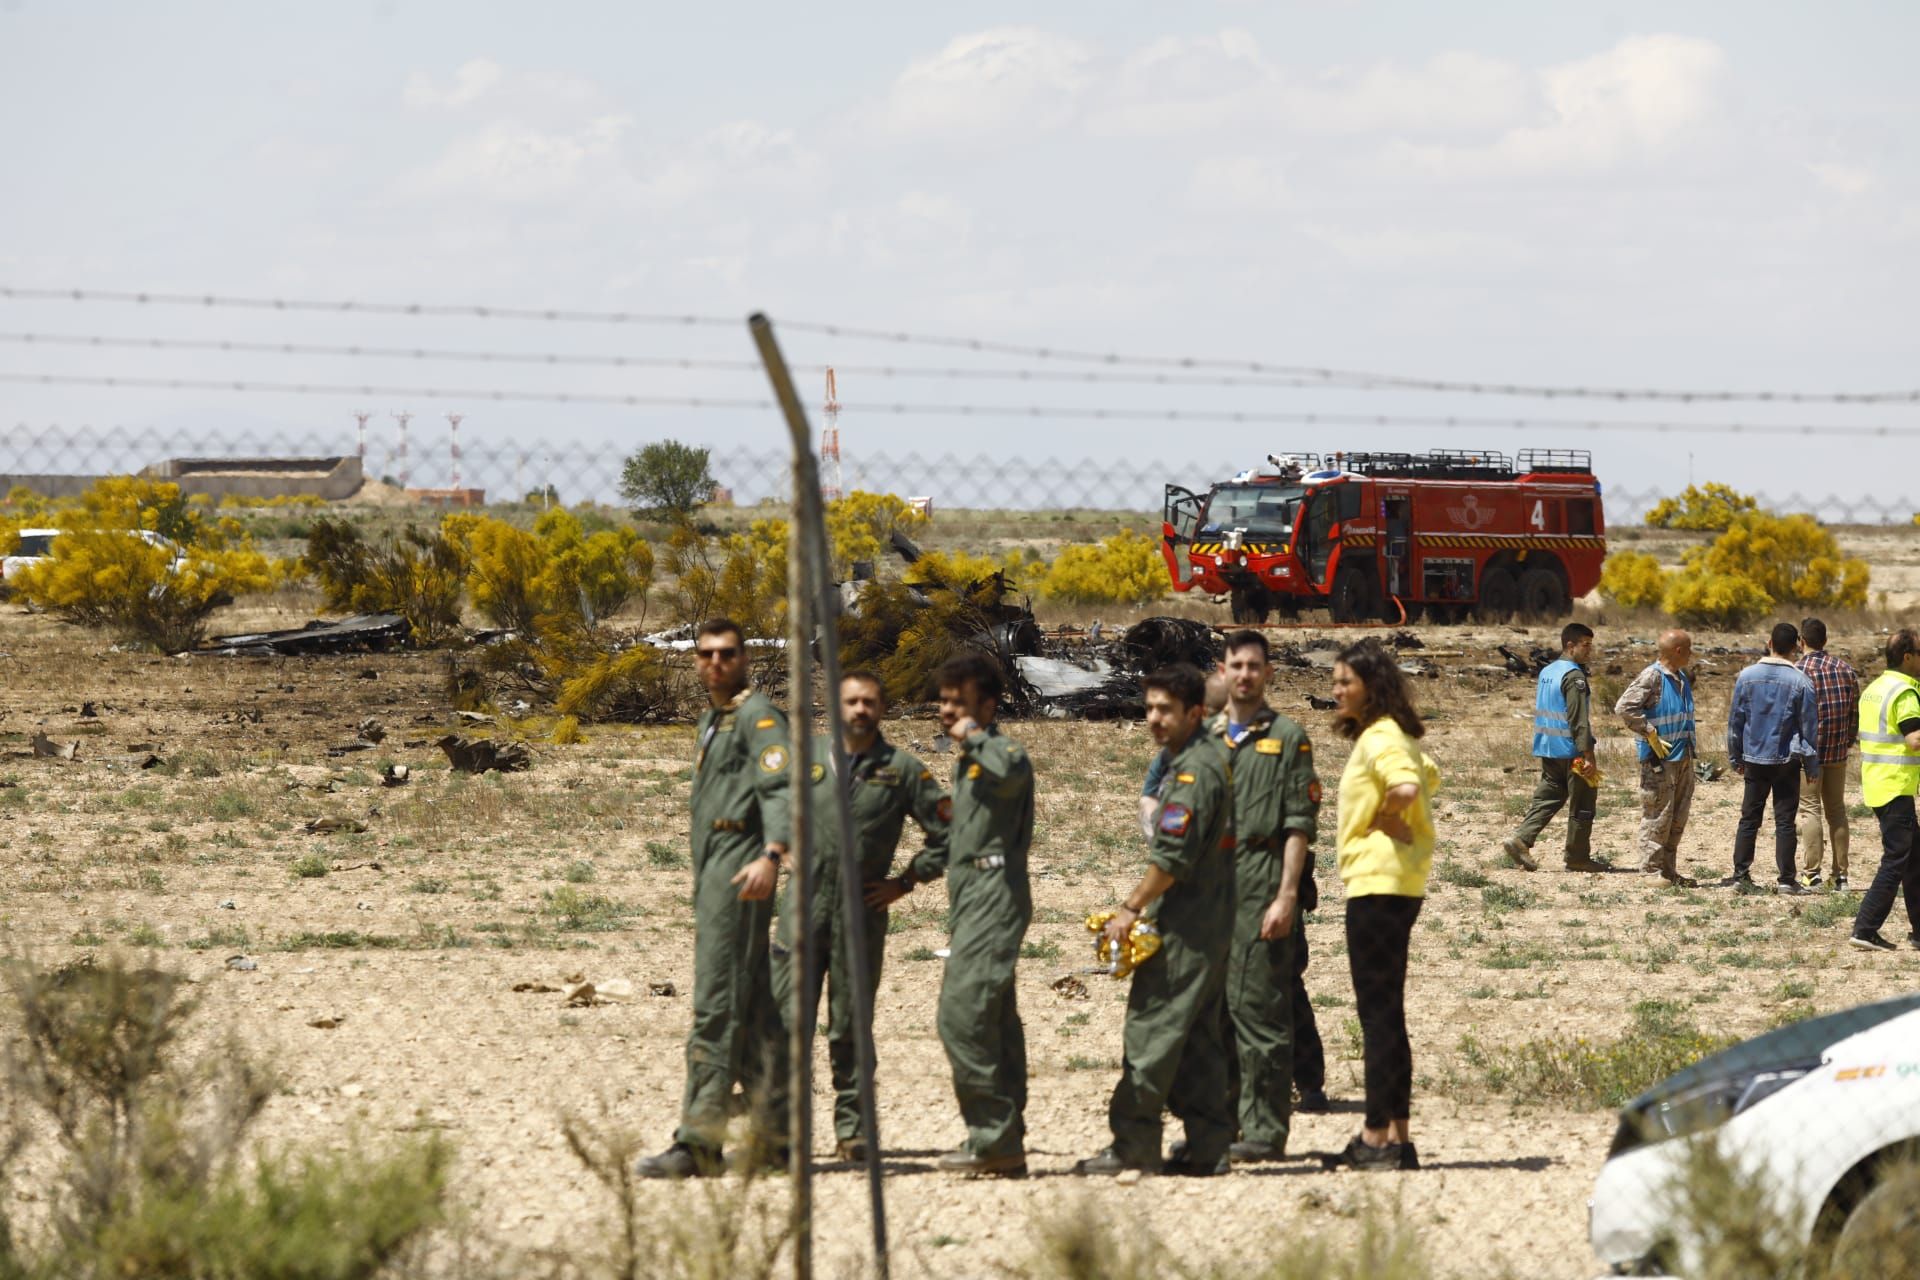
[648,981,678,997]
[217,898,237,910]
[307,1014,345,1029]
[1115,1170,1144,1186]
[224,955,258,972]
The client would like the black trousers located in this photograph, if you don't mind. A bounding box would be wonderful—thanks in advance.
[1290,926,1325,1093]
[1345,894,1422,1132]
[1856,795,1920,939]
[1732,761,1802,884]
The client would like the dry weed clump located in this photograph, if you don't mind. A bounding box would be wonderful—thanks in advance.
[0,952,448,1279]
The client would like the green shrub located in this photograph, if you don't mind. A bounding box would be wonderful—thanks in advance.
[1457,999,1735,1108]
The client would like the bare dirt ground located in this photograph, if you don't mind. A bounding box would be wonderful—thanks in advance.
[3,543,1919,1277]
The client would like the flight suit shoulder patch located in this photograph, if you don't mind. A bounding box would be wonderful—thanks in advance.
[1175,772,1196,784]
[1308,780,1323,804]
[966,763,982,780]
[810,763,826,783]
[918,769,934,782]
[936,796,953,822]
[754,717,778,729]
[873,766,900,786]
[1255,737,1284,755]
[759,745,788,773]
[1158,803,1192,836]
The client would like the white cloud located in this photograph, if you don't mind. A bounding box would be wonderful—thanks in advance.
[1809,162,1874,195]
[1393,35,1727,178]
[403,58,503,109]
[1186,154,1288,213]
[399,114,635,204]
[876,27,1093,136]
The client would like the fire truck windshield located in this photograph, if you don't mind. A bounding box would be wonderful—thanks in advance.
[1201,484,1302,537]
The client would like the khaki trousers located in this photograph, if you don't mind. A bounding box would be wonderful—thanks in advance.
[1797,764,1851,879]
[1637,759,1696,876]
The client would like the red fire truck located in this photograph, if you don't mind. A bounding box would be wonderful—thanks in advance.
[1161,449,1607,623]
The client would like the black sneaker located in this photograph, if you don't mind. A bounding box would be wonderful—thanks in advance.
[1228,1138,1285,1163]
[1774,882,1814,896]
[1800,870,1823,888]
[1715,873,1753,890]
[1734,878,1764,897]
[1849,931,1897,953]
[1071,1147,1157,1177]
[1323,1134,1414,1172]
[1833,876,1849,892]
[1295,1087,1332,1114]
[635,1142,723,1180]
[1163,1150,1230,1177]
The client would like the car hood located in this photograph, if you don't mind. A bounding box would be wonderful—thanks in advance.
[1627,994,1920,1114]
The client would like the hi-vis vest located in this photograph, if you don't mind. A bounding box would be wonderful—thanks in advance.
[1858,669,1920,808]
[1533,658,1580,759]
[1636,667,1695,763]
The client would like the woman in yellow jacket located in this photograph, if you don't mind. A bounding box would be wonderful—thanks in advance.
[1326,639,1439,1172]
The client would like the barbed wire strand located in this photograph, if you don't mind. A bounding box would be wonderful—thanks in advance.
[0,330,1367,390]
[6,285,1918,405]
[2,370,1915,437]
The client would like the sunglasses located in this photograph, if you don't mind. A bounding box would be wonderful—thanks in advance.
[694,646,740,661]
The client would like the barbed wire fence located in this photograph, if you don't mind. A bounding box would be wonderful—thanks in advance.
[3,422,1919,525]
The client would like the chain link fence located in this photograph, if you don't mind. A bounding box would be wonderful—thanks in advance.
[3,423,1917,524]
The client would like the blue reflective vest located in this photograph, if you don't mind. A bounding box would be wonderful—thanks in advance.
[1533,659,1580,758]
[1636,666,1694,762]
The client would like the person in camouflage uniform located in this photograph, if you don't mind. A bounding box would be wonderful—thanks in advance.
[774,671,950,1162]
[1075,664,1237,1176]
[1212,629,1322,1161]
[637,618,792,1179]
[931,652,1034,1178]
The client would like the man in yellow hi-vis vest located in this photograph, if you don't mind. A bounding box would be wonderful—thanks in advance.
[1848,629,1920,953]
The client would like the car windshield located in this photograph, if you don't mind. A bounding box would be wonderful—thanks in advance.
[1201,484,1301,537]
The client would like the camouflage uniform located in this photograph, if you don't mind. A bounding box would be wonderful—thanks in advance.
[772,734,949,1143]
[675,688,791,1154]
[935,725,1034,1160]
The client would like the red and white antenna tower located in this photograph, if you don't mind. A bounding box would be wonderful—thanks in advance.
[445,412,463,489]
[821,367,842,502]
[352,410,371,461]
[391,410,412,489]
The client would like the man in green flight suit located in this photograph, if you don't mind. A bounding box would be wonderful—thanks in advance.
[638,617,792,1179]
[1212,628,1321,1162]
[1075,663,1236,1176]
[931,651,1034,1178]
[774,670,950,1162]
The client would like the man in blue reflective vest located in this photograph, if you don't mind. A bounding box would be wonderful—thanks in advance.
[1615,629,1699,886]
[1503,623,1613,873]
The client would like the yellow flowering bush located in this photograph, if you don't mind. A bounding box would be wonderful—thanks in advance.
[1643,483,1758,532]
[1598,551,1668,609]
[1030,530,1167,606]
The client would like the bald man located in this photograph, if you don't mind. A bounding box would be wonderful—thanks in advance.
[1616,630,1700,886]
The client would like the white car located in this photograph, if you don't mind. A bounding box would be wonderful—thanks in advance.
[1590,994,1920,1275]
[3,527,184,593]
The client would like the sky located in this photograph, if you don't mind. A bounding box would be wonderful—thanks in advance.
[2,1,1917,511]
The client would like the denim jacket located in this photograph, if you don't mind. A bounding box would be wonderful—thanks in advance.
[1726,656,1820,779]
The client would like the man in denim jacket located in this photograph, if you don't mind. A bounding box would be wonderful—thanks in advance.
[1723,622,1820,894]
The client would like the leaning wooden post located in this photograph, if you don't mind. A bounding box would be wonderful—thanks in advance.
[751,312,891,1280]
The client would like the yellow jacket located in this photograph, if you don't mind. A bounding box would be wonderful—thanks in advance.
[1336,716,1441,899]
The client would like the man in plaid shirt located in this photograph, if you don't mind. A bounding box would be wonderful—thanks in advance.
[1797,617,1860,889]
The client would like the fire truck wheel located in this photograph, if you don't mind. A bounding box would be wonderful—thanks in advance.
[1229,587,1270,624]
[1475,569,1519,621]
[1330,566,1378,623]
[1517,567,1569,619]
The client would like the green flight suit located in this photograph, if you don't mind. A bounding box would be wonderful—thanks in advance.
[1108,732,1236,1168]
[935,724,1034,1159]
[1211,707,1321,1151]
[771,734,950,1142]
[675,687,792,1154]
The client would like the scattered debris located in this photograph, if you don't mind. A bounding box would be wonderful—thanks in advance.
[79,701,97,718]
[224,955,258,972]
[1050,974,1090,1001]
[330,860,383,872]
[1305,694,1337,711]
[201,613,410,657]
[648,981,677,997]
[438,734,531,774]
[1121,617,1223,671]
[1695,759,1726,782]
[30,732,77,760]
[304,816,368,835]
[217,899,237,910]
[381,763,410,787]
[563,978,631,1007]
[306,1014,345,1030]
[111,751,163,769]
[512,981,561,994]
[1387,630,1425,650]
[356,717,386,744]
[1495,644,1559,677]
[454,710,496,726]
[324,742,375,757]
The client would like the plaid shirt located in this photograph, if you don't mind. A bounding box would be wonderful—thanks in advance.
[1796,648,1860,764]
